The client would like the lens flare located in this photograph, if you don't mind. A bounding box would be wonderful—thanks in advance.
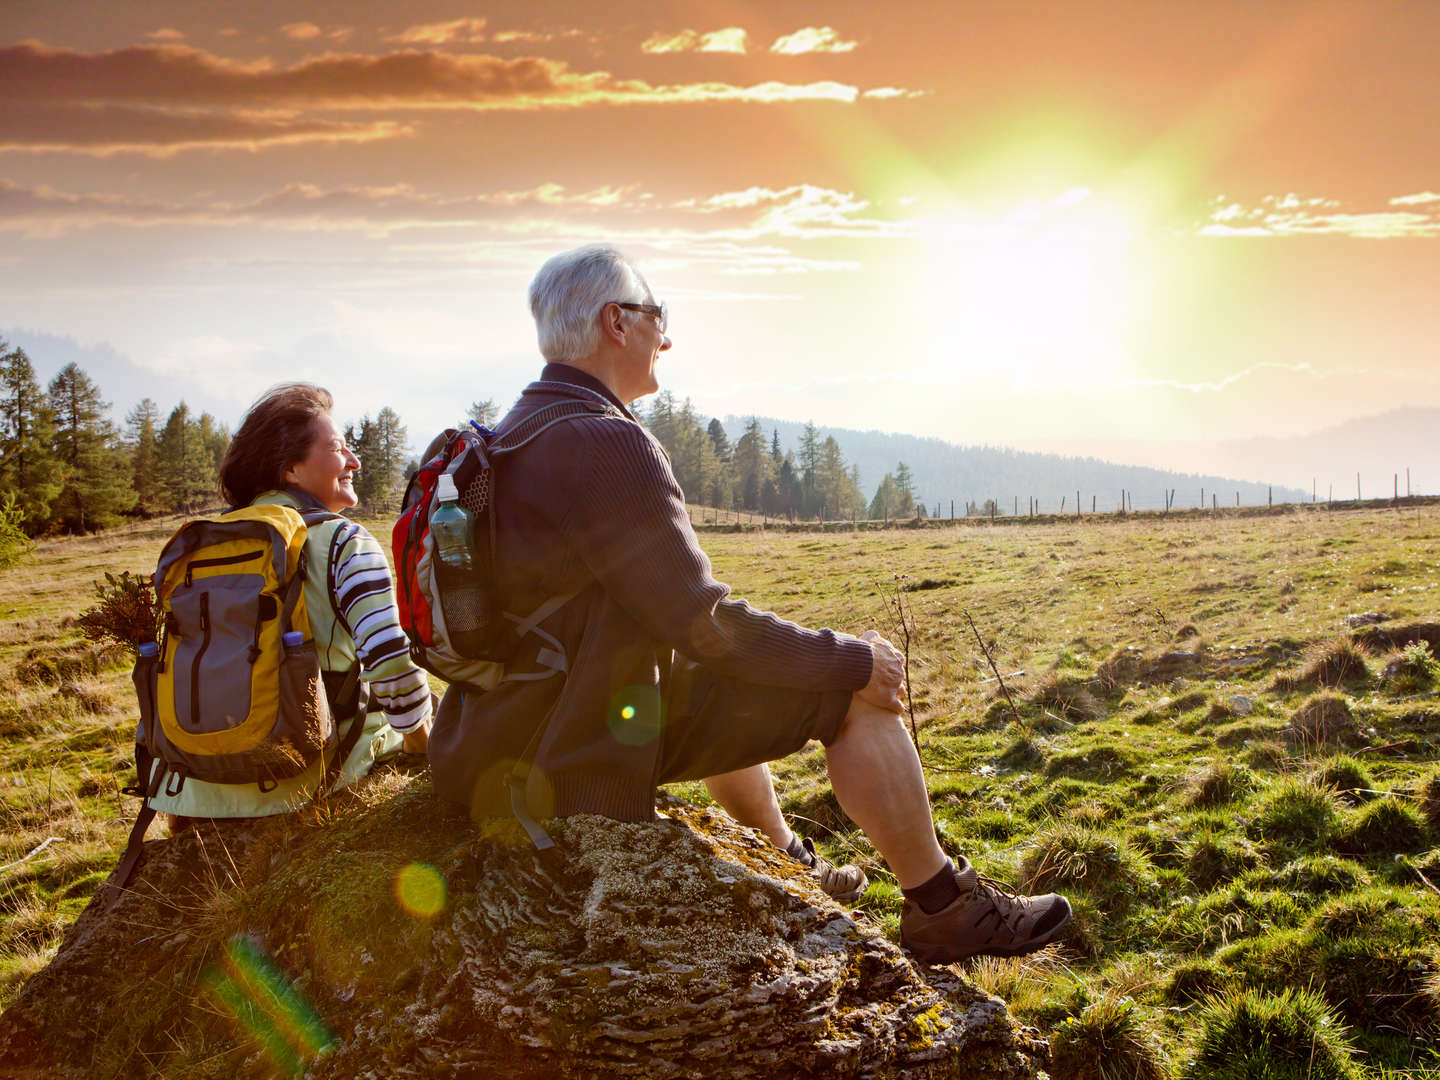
[394,861,447,918]
[202,935,334,1078]
[607,684,663,746]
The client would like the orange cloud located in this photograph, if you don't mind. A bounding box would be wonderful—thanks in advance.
[0,104,408,157]
[0,41,886,114]
[387,18,488,45]
[281,22,323,41]
[769,27,858,55]
[642,28,748,54]
[145,28,185,42]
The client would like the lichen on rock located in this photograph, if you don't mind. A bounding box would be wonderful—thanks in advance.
[0,777,1043,1079]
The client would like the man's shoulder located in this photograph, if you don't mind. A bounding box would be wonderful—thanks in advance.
[498,382,641,450]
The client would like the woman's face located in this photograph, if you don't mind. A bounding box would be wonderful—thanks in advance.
[284,413,360,513]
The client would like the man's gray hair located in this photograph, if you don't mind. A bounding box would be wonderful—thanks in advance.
[528,244,653,362]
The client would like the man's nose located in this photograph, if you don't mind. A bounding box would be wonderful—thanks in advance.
[659,334,672,352]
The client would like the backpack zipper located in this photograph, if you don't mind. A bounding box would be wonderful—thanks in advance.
[185,549,263,587]
[190,592,211,728]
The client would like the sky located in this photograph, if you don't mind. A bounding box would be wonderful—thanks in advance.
[2,0,1437,484]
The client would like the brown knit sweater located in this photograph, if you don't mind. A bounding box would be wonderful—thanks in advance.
[429,365,875,822]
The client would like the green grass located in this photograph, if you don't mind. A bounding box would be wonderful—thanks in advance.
[5,504,1440,1072]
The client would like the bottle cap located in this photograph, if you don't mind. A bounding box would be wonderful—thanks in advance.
[138,641,159,658]
[436,473,460,502]
[282,631,304,647]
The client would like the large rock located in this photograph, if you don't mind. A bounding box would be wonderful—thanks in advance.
[0,775,1045,1079]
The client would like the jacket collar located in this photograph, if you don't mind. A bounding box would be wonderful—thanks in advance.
[538,363,634,419]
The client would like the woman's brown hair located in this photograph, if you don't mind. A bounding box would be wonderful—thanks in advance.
[219,383,334,508]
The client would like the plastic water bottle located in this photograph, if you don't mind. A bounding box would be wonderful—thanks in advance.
[430,473,474,571]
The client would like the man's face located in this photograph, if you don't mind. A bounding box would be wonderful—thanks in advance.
[619,300,671,403]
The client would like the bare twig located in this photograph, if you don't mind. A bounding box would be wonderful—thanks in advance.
[964,609,1023,725]
[0,835,61,872]
[880,576,921,759]
[1407,859,1440,901]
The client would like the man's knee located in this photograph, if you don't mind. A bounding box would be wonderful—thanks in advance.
[835,694,905,742]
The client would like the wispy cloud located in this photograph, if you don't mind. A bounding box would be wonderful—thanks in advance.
[144,28,185,42]
[0,105,408,157]
[641,28,749,54]
[0,42,903,156]
[280,23,323,41]
[1123,361,1374,394]
[769,27,858,55]
[386,18,489,46]
[1199,192,1440,238]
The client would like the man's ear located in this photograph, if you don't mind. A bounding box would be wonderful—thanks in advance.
[600,302,627,346]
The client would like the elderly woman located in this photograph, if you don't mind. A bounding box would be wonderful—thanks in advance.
[149,382,431,822]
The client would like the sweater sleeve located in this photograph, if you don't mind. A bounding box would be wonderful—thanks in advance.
[563,418,873,693]
[328,522,432,732]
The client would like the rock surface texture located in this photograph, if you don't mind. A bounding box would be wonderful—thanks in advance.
[0,779,1045,1079]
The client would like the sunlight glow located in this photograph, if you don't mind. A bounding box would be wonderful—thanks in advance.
[921,190,1146,391]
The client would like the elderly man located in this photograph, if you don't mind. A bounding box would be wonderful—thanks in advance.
[430,244,1070,961]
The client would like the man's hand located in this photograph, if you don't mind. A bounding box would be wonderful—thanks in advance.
[855,629,905,713]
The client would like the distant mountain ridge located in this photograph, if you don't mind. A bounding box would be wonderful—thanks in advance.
[1014,407,1440,499]
[723,416,1308,514]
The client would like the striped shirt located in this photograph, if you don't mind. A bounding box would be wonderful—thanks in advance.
[257,491,432,733]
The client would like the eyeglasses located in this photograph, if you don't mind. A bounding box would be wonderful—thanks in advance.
[610,300,668,334]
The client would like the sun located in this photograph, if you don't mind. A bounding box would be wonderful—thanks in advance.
[921,189,1146,391]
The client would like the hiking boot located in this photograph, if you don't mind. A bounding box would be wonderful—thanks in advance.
[788,835,868,904]
[900,856,1071,962]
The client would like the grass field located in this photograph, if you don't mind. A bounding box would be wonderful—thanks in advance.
[3,505,1439,1077]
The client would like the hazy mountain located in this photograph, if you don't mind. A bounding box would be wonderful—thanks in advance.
[1015,408,1440,500]
[723,416,1308,514]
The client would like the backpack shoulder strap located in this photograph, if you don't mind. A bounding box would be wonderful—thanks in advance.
[490,397,621,455]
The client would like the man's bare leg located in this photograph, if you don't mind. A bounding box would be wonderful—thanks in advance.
[824,697,949,889]
[704,763,795,850]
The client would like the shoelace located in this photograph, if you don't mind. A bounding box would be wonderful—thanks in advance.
[799,837,862,894]
[967,874,1026,937]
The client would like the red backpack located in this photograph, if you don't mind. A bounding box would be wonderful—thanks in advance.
[392,402,611,689]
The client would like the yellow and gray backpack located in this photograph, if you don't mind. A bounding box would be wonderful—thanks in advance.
[107,504,367,899]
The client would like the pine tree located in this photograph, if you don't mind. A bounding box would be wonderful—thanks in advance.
[0,343,63,533]
[732,418,768,511]
[467,399,499,428]
[895,462,917,517]
[706,418,732,464]
[156,402,215,512]
[48,363,134,532]
[367,406,408,511]
[345,418,377,507]
[125,398,163,516]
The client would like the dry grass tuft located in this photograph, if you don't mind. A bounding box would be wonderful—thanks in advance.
[1025,673,1101,723]
[1274,637,1369,692]
[1286,692,1362,748]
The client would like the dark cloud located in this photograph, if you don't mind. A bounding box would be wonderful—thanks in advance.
[0,102,408,155]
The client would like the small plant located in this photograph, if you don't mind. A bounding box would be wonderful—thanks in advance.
[1185,828,1260,891]
[1187,987,1361,1080]
[1274,637,1369,692]
[0,492,33,571]
[1050,994,1169,1080]
[1383,639,1438,693]
[76,571,161,652]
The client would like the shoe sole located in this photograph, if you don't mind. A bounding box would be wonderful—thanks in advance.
[902,906,1072,963]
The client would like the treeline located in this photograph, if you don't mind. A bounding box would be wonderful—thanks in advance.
[638,391,921,521]
[1,339,230,536]
[0,338,429,537]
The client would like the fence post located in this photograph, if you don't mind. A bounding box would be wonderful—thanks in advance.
[1356,473,1361,502]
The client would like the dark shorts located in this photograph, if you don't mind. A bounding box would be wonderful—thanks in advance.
[653,656,854,784]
